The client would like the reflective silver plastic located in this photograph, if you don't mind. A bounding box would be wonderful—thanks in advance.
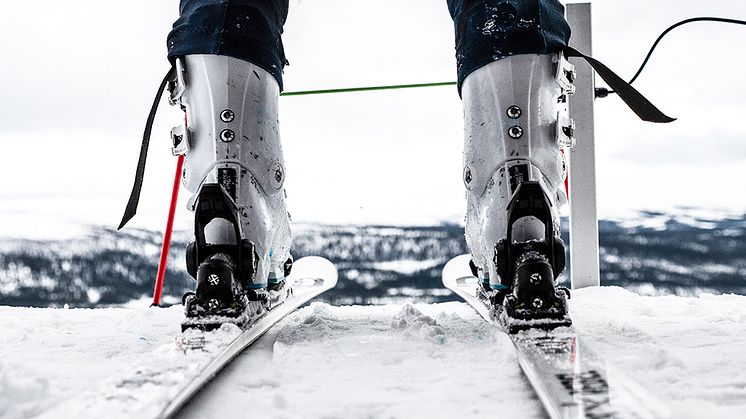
[173,54,292,285]
[461,54,572,285]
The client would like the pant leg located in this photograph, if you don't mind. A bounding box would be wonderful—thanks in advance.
[167,0,289,90]
[446,0,571,94]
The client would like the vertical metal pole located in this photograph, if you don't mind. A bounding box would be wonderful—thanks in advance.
[567,3,601,289]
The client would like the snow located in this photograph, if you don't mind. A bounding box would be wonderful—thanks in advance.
[2,289,746,418]
[602,207,746,232]
[369,259,442,275]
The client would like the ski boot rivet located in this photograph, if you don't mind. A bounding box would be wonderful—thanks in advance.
[220,109,235,123]
[506,105,522,119]
[532,297,544,309]
[270,162,285,189]
[207,274,220,286]
[220,129,235,142]
[529,272,542,285]
[508,126,524,139]
[464,167,473,185]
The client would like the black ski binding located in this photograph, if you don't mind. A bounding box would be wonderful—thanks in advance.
[182,183,262,331]
[493,181,572,333]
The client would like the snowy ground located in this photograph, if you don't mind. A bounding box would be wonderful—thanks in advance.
[2,288,746,418]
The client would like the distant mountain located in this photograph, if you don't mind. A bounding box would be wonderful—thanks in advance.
[1,211,745,308]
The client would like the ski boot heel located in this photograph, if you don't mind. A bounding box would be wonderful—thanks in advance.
[494,181,571,333]
[512,252,557,310]
[182,253,246,331]
[195,253,239,311]
[182,183,261,331]
[502,251,571,333]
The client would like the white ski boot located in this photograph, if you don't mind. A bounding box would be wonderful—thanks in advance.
[461,53,575,329]
[168,54,292,326]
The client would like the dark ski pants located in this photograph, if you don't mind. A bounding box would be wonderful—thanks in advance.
[167,0,571,93]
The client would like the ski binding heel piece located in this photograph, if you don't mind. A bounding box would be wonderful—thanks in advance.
[493,181,571,332]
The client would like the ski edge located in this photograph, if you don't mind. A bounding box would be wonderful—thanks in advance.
[156,256,338,419]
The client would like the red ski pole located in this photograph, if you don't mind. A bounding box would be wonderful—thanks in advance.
[152,154,185,306]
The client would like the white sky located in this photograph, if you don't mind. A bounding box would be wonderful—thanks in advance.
[1,0,745,237]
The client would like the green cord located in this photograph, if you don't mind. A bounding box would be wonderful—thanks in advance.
[280,81,456,97]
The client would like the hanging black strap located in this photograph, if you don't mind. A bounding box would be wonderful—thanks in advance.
[118,66,175,230]
[563,46,675,123]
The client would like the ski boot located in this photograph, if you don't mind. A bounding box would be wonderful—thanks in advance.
[169,55,293,330]
[461,53,575,332]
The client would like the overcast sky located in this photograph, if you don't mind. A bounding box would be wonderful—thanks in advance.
[1,0,745,237]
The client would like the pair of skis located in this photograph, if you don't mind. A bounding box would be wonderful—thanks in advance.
[153,254,669,419]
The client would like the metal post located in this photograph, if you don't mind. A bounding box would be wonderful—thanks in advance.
[567,3,601,289]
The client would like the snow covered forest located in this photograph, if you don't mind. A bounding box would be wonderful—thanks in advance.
[2,211,745,308]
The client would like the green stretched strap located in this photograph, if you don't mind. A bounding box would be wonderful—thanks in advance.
[281,81,456,96]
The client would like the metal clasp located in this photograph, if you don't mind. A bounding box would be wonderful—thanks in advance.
[171,124,189,156]
[168,58,186,106]
[556,112,576,148]
[554,52,576,95]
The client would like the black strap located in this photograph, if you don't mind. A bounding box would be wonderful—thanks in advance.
[118,67,175,230]
[563,46,675,123]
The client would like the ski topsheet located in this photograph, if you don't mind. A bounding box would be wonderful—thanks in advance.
[156,256,337,419]
[443,255,670,419]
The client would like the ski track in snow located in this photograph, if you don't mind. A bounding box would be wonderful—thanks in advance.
[1,289,745,418]
[181,302,537,419]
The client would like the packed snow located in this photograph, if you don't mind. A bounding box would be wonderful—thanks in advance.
[2,288,745,418]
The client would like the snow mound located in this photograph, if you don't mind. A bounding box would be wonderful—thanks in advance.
[0,361,50,419]
[275,302,350,344]
[390,303,446,342]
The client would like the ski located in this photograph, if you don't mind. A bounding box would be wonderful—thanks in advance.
[156,256,337,419]
[443,254,670,419]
